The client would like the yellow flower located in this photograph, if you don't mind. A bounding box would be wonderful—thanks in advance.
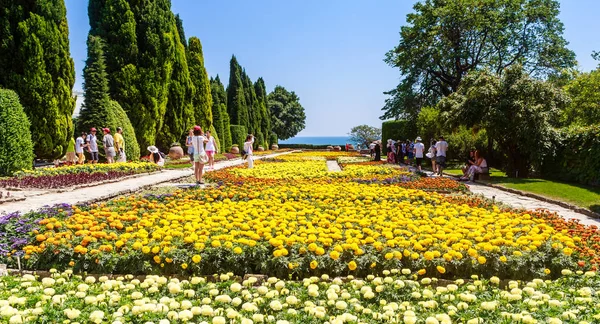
[384,252,394,260]
[153,256,161,264]
[544,268,551,275]
[192,255,201,263]
[310,260,318,269]
[142,246,151,254]
[348,261,357,271]
[436,266,446,274]
[329,251,340,260]
[499,256,508,263]
[233,247,243,254]
[477,256,487,264]
[181,263,188,270]
[417,269,426,275]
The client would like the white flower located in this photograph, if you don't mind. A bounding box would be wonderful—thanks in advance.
[285,296,298,305]
[490,276,500,284]
[269,300,283,311]
[43,288,55,296]
[547,318,562,324]
[179,310,193,321]
[212,316,226,324]
[467,318,483,324]
[9,315,23,324]
[481,301,498,311]
[201,306,214,316]
[241,318,254,324]
[131,291,143,299]
[252,314,265,322]
[89,310,104,324]
[335,301,347,310]
[41,278,55,287]
[216,295,232,303]
[85,276,96,284]
[425,317,439,324]
[168,283,181,294]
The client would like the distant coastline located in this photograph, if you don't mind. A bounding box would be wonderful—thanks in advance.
[279,136,354,146]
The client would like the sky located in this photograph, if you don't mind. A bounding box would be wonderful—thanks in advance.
[65,0,600,137]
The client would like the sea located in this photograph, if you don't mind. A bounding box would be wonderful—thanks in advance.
[279,136,354,146]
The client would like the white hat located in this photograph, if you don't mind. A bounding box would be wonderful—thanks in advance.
[147,146,159,153]
[416,136,422,142]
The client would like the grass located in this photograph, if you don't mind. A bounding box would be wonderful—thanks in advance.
[445,167,600,213]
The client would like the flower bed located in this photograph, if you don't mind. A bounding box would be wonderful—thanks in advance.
[0,162,160,189]
[0,269,599,323]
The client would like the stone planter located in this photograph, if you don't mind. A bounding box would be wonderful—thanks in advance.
[347,144,355,151]
[168,145,184,159]
[271,144,279,150]
[257,146,265,151]
[333,146,341,151]
[327,146,334,150]
[230,146,240,154]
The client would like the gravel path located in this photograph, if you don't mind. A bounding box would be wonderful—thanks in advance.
[0,151,293,215]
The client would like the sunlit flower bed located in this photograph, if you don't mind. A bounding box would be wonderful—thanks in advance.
[1,269,599,324]
[274,151,360,162]
[0,162,161,189]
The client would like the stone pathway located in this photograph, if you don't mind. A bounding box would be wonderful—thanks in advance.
[326,160,342,172]
[0,151,293,215]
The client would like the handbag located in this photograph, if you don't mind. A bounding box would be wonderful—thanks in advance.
[195,136,209,164]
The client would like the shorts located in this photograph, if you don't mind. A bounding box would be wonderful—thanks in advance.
[66,152,76,163]
[415,158,423,167]
[105,147,116,158]
[436,155,446,167]
[77,152,85,163]
[206,150,214,156]
[407,152,414,159]
[89,151,99,161]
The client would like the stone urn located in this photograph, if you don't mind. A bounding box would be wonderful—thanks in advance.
[230,145,240,154]
[168,143,184,159]
[258,146,265,151]
[347,144,355,151]
[271,144,279,150]
[333,146,341,152]
[327,146,334,150]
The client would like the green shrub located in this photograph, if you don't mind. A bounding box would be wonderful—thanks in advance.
[0,89,34,175]
[381,120,417,154]
[446,126,488,162]
[269,133,278,146]
[230,125,247,149]
[106,100,140,160]
[255,131,263,149]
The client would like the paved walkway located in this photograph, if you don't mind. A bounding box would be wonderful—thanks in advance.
[0,151,293,215]
[326,160,342,172]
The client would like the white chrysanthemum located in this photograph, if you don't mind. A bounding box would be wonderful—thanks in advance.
[269,300,283,311]
[89,310,104,324]
[212,316,226,324]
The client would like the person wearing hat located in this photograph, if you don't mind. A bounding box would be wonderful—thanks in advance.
[102,128,116,163]
[147,145,165,167]
[413,136,425,171]
[114,127,126,162]
[86,128,99,164]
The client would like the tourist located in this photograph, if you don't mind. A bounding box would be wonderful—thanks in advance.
[86,128,99,164]
[65,136,76,166]
[186,129,194,169]
[191,126,209,184]
[462,150,488,181]
[102,128,115,164]
[413,136,425,171]
[114,127,126,162]
[244,134,255,168]
[400,140,406,164]
[386,139,395,164]
[369,142,375,158]
[147,146,165,167]
[374,140,381,161]
[406,140,414,166]
[75,132,86,165]
[205,130,218,170]
[461,151,475,176]
[435,135,448,175]
[428,140,437,172]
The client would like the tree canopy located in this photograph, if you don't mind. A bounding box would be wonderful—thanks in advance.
[349,125,381,148]
[562,69,600,126]
[382,0,576,120]
[268,86,306,141]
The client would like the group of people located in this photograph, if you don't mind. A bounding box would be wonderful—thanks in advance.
[184,126,217,184]
[65,127,126,165]
[383,135,448,175]
[460,150,488,181]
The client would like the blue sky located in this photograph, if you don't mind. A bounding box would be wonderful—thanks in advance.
[65,0,600,137]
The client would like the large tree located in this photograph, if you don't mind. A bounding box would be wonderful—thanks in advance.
[0,0,76,159]
[562,69,600,126]
[226,55,249,128]
[254,78,271,147]
[439,65,569,177]
[188,37,213,131]
[349,125,381,148]
[210,77,226,150]
[78,35,110,135]
[382,0,576,120]
[268,86,306,140]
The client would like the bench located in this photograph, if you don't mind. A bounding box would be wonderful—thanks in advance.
[474,171,490,181]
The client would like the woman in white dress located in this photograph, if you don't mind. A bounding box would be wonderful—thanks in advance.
[204,130,218,170]
[192,126,209,184]
[463,150,488,181]
[243,134,255,169]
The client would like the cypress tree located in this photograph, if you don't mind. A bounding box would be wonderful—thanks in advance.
[187,37,213,130]
[255,78,271,147]
[78,35,110,134]
[0,0,76,159]
[226,55,249,128]
[175,14,187,48]
[210,77,225,150]
[214,76,232,149]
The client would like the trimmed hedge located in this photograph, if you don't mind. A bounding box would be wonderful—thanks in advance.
[542,125,600,186]
[269,133,278,146]
[0,89,34,175]
[381,120,417,154]
[230,125,247,149]
[107,100,140,160]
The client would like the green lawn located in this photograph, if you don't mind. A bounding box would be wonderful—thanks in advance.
[445,167,600,213]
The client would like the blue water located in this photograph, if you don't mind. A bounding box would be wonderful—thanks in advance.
[279,136,354,145]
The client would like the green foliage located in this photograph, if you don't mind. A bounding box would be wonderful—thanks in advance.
[269,133,278,146]
[267,86,306,140]
[562,69,600,125]
[542,125,600,186]
[382,0,575,120]
[175,14,187,48]
[446,126,488,163]
[416,106,442,145]
[229,125,247,149]
[187,37,213,130]
[78,35,110,135]
[211,76,231,149]
[439,65,569,177]
[220,103,232,149]
[348,125,381,148]
[0,89,34,175]
[255,78,271,146]
[0,0,75,159]
[227,56,249,128]
[106,100,140,160]
[381,120,417,154]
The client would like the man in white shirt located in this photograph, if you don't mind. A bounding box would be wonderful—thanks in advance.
[413,136,425,171]
[75,132,86,164]
[435,135,448,176]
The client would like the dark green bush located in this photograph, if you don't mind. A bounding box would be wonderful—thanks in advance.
[269,132,278,146]
[381,120,417,154]
[0,89,34,175]
[230,125,248,149]
[106,100,140,160]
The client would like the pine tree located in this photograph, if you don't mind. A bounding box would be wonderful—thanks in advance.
[187,37,213,130]
[78,35,110,135]
[0,0,76,159]
[214,75,232,149]
[255,78,271,147]
[242,70,261,137]
[227,55,249,128]
[210,77,225,150]
[175,14,187,48]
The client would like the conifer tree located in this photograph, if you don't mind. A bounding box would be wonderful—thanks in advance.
[0,0,75,159]
[175,14,187,48]
[214,76,232,149]
[78,35,110,134]
[187,37,213,130]
[255,78,271,147]
[227,55,249,128]
[210,78,225,150]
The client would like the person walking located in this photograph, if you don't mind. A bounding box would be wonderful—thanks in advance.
[102,128,116,164]
[114,127,126,162]
[435,135,448,175]
[369,142,375,158]
[413,137,425,171]
[386,139,395,164]
[192,126,208,184]
[185,129,194,170]
[205,130,218,170]
[65,136,76,166]
[86,128,99,164]
[75,132,87,165]
[406,140,414,166]
[428,140,437,172]
[400,141,406,164]
[244,134,255,168]
[374,141,381,161]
